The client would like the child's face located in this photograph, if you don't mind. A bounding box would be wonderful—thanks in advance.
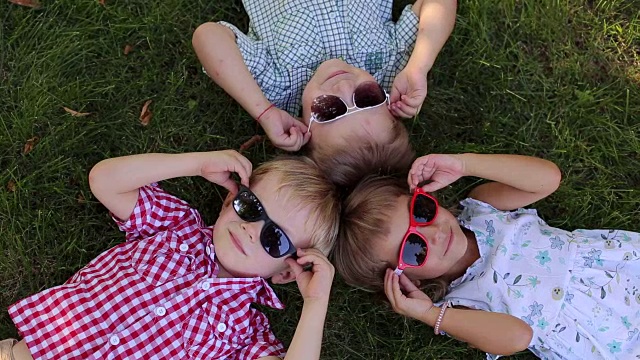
[374,195,470,281]
[302,59,396,149]
[212,173,315,283]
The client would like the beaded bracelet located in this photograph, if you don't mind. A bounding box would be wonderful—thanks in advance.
[256,104,276,122]
[433,300,451,335]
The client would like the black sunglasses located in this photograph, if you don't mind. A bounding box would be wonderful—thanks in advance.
[232,185,297,259]
[307,81,389,131]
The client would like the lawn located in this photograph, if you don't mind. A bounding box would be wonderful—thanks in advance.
[1,0,638,359]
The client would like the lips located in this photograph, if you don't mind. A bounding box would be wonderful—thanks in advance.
[229,230,246,255]
[443,228,453,256]
[326,70,348,81]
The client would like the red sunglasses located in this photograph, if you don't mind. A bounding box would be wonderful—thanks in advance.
[393,188,439,276]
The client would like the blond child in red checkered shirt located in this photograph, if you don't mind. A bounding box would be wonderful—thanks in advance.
[2,150,340,360]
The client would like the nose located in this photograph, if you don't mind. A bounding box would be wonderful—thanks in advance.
[331,81,356,107]
[421,225,447,246]
[240,221,263,244]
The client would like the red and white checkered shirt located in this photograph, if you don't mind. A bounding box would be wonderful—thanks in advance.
[9,184,287,360]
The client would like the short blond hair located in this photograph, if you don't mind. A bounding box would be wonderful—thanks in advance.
[332,175,449,301]
[251,156,341,256]
[308,119,415,192]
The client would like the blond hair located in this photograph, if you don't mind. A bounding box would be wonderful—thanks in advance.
[307,119,415,192]
[251,156,341,256]
[332,175,449,301]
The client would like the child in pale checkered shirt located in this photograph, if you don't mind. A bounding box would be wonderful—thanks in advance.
[193,0,456,189]
[2,150,340,360]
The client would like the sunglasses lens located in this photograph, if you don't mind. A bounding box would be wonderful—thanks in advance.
[233,190,263,222]
[413,194,438,224]
[261,223,294,258]
[311,95,347,122]
[402,233,428,266]
[353,82,386,108]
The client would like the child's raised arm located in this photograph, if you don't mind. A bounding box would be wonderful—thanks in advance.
[89,150,252,220]
[385,270,533,356]
[192,24,309,151]
[258,249,334,360]
[390,0,457,117]
[410,153,562,211]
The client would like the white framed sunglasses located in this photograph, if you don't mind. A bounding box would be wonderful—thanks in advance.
[307,81,390,132]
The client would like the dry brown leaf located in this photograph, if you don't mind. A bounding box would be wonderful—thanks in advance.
[23,137,39,155]
[239,135,264,151]
[63,106,91,117]
[139,100,153,126]
[8,0,42,9]
[98,0,105,5]
[7,180,16,192]
[77,193,85,204]
[123,44,133,55]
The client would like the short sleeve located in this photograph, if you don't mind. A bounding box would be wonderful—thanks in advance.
[237,310,286,360]
[113,184,199,242]
[393,5,419,54]
[458,198,539,224]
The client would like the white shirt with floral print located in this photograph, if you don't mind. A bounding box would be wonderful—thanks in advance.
[439,198,640,360]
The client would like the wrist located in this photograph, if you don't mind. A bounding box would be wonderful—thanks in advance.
[255,103,276,123]
[422,305,441,327]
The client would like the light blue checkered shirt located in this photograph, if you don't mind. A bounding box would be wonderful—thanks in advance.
[218,0,419,116]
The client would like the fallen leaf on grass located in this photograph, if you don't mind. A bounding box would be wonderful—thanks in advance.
[98,0,105,5]
[8,0,42,9]
[63,106,91,117]
[23,137,39,155]
[77,193,85,204]
[7,180,16,192]
[239,135,263,151]
[139,100,153,126]
[123,44,133,55]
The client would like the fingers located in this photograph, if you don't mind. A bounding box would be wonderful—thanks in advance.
[275,127,308,152]
[229,151,253,187]
[389,86,401,104]
[285,257,305,278]
[398,273,420,292]
[390,100,417,118]
[294,248,333,275]
[408,157,432,189]
[218,177,239,195]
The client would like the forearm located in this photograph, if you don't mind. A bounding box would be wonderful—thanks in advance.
[458,153,562,210]
[192,23,271,119]
[407,0,457,74]
[421,306,532,355]
[89,153,203,219]
[284,300,328,360]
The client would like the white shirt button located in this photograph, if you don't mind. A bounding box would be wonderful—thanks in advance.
[109,335,120,346]
[179,243,189,252]
[155,306,166,316]
[205,246,211,256]
[201,282,211,291]
[217,323,227,332]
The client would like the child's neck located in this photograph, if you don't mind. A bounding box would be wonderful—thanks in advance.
[443,228,480,282]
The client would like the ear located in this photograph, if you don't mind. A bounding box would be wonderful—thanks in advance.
[270,268,297,284]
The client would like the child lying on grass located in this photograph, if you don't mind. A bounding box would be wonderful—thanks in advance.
[193,0,456,188]
[2,150,340,360]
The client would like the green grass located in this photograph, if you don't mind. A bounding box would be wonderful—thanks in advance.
[1,0,638,358]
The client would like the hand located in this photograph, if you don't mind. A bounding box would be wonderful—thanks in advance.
[409,154,465,192]
[384,269,434,321]
[199,150,252,195]
[389,65,428,118]
[260,107,311,151]
[286,249,335,304]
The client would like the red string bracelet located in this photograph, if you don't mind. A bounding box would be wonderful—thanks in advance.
[256,104,276,122]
